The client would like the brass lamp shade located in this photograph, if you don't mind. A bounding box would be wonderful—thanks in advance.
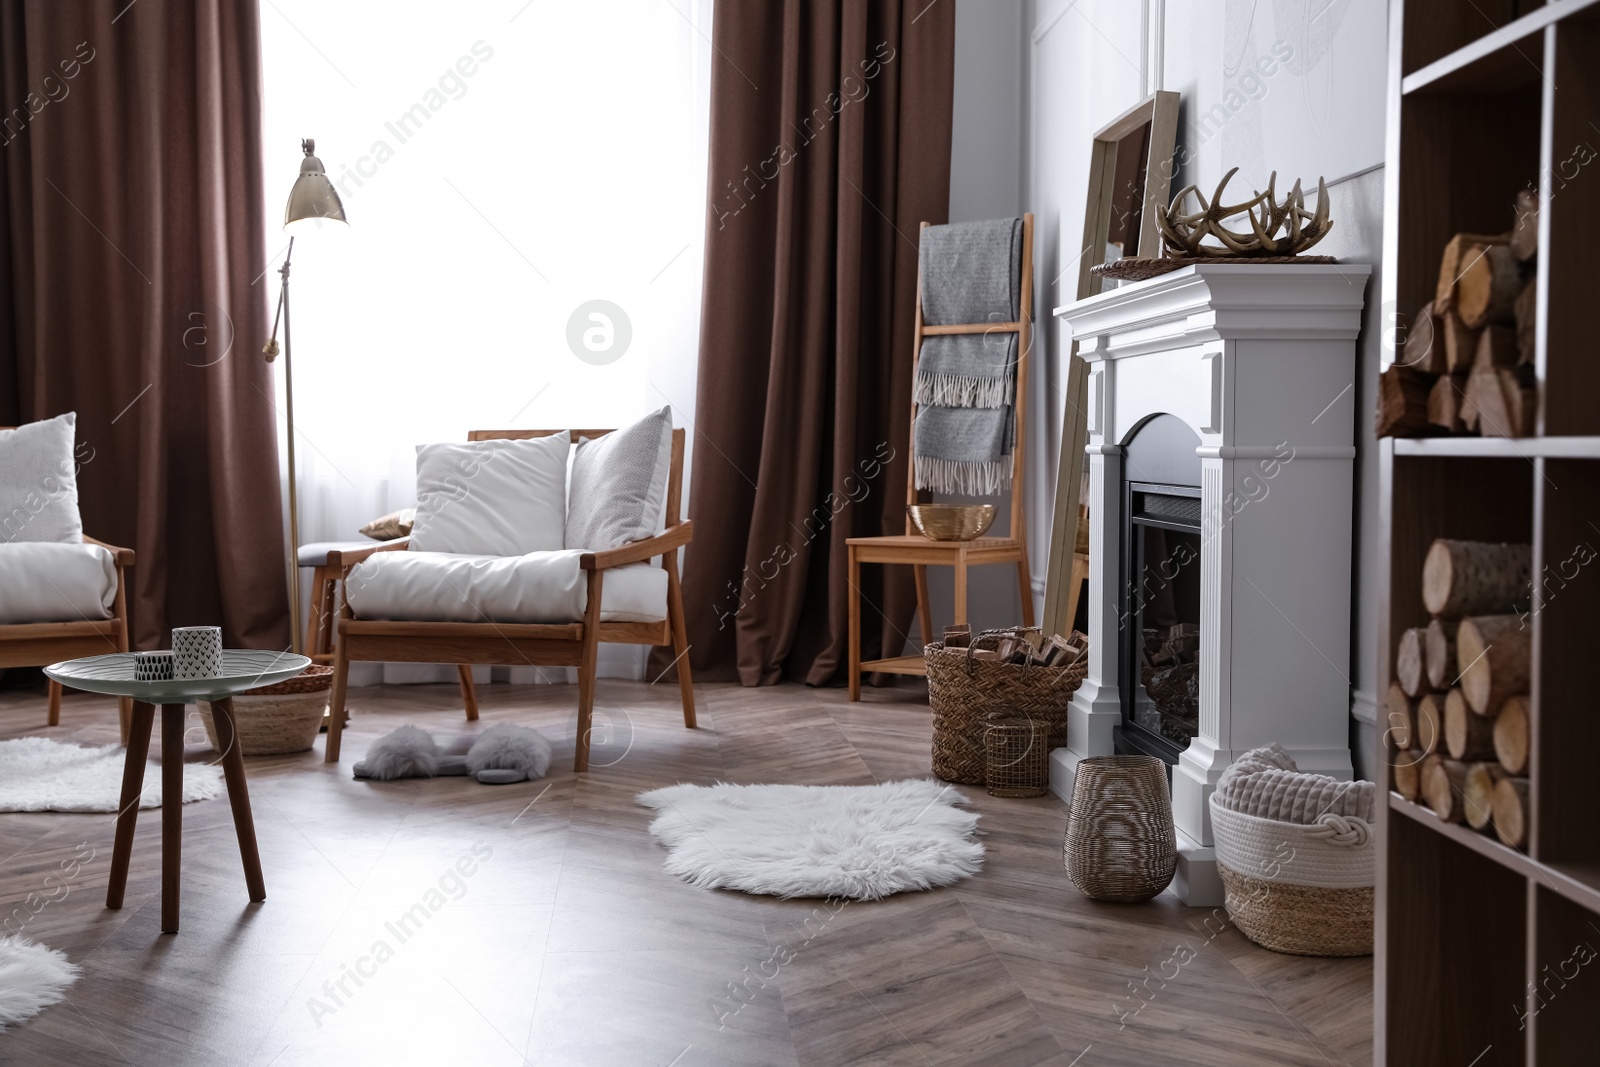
[283,138,346,235]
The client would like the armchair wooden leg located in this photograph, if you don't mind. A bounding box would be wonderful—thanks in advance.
[47,679,61,726]
[1017,559,1036,628]
[457,665,480,721]
[848,547,862,701]
[306,565,329,660]
[913,565,933,647]
[666,551,696,729]
[325,645,351,763]
[118,697,133,745]
[575,570,604,772]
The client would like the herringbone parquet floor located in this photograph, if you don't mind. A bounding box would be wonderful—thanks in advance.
[0,678,1371,1066]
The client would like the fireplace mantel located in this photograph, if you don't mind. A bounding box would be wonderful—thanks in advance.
[1051,263,1371,905]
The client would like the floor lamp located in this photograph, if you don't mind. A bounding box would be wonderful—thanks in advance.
[264,139,346,654]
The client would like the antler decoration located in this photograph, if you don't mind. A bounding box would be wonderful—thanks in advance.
[1158,168,1333,258]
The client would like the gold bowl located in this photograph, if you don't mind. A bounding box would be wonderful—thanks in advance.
[907,504,996,541]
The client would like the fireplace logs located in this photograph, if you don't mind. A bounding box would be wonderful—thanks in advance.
[1378,215,1539,439]
[1392,537,1533,850]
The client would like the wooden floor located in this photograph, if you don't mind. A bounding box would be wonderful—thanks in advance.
[0,679,1371,1066]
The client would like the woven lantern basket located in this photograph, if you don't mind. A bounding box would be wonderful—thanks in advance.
[924,629,1087,785]
[197,666,332,756]
[1209,794,1374,956]
[984,720,1051,798]
[1063,754,1177,903]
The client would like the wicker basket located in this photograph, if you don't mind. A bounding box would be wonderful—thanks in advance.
[1209,794,1374,956]
[984,720,1050,798]
[925,629,1087,785]
[1063,754,1176,903]
[197,666,332,756]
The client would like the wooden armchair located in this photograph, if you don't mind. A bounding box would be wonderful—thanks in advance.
[0,535,135,742]
[323,427,696,771]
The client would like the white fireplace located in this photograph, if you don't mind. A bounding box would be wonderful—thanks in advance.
[1050,263,1371,906]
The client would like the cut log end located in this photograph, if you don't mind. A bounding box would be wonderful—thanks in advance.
[1423,757,1470,823]
[1396,627,1429,698]
[1392,753,1424,801]
[1444,687,1497,761]
[1493,694,1530,775]
[1458,614,1531,716]
[1425,617,1457,691]
[1493,776,1530,848]
[1416,692,1446,760]
[1385,682,1419,753]
[1463,762,1506,831]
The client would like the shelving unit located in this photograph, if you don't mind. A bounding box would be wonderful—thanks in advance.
[1378,2,1600,1064]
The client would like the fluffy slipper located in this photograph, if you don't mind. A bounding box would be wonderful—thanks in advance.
[465,724,552,785]
[353,725,441,780]
[435,756,471,777]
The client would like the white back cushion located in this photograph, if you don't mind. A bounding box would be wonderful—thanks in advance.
[565,406,673,550]
[409,434,570,556]
[0,412,83,543]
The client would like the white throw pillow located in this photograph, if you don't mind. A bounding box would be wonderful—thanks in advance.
[0,412,83,544]
[408,434,571,556]
[566,406,673,550]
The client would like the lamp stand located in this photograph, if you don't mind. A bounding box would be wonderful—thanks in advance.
[265,237,302,655]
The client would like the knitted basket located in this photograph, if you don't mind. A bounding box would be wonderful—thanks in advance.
[197,666,333,756]
[1209,794,1374,956]
[925,629,1087,784]
[1063,754,1176,902]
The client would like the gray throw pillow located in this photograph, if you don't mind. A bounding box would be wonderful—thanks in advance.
[565,406,673,550]
[0,412,84,544]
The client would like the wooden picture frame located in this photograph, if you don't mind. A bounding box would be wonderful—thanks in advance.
[1041,90,1180,638]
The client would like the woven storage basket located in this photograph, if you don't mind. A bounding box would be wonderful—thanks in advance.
[1209,793,1374,956]
[1063,754,1176,902]
[197,666,332,756]
[984,720,1050,798]
[924,629,1087,784]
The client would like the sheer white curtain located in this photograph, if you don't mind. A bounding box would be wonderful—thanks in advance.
[260,0,711,683]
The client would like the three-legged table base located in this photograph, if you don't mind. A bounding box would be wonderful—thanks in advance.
[105,699,265,934]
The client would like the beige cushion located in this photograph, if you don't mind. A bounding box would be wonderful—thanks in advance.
[1213,743,1374,824]
[0,542,115,623]
[345,550,666,624]
[0,413,83,543]
[359,507,415,540]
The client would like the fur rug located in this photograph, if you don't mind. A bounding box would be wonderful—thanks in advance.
[637,779,984,900]
[0,937,79,1030]
[0,737,223,813]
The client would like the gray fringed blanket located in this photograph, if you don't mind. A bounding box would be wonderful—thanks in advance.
[914,218,1023,496]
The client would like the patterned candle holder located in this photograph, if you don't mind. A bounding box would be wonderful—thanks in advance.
[171,626,223,679]
[132,650,175,682]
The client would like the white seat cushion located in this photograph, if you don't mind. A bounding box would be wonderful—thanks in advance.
[344,550,667,624]
[0,542,116,623]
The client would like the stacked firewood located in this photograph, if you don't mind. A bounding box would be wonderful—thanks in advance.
[944,625,1086,668]
[1142,623,1200,743]
[1389,538,1532,849]
[1377,190,1539,438]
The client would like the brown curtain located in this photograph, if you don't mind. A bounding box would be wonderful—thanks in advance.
[0,0,289,650]
[676,0,955,686]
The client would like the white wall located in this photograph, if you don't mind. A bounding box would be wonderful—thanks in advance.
[950,0,1387,777]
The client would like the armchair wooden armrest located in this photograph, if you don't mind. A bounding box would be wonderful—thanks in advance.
[580,521,694,571]
[83,535,135,567]
[328,538,410,569]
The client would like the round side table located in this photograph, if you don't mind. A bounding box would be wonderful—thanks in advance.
[44,649,310,934]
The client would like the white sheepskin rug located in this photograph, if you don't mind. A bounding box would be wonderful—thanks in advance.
[0,737,223,813]
[637,779,984,900]
[0,936,80,1030]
